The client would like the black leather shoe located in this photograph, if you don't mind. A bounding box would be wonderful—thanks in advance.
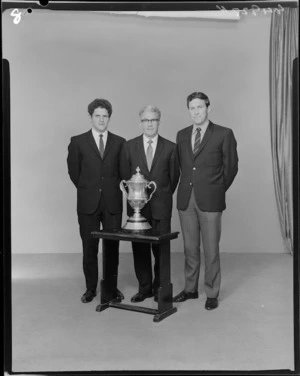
[116,288,124,300]
[205,298,218,310]
[173,290,199,302]
[81,290,96,303]
[131,291,153,303]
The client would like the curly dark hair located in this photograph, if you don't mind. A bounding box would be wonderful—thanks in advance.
[87,98,113,117]
[186,92,210,108]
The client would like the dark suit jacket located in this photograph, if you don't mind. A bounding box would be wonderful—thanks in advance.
[120,135,180,220]
[176,121,238,212]
[67,130,126,214]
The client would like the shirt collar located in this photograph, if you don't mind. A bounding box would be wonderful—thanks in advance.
[193,121,209,134]
[92,128,108,138]
[143,134,158,144]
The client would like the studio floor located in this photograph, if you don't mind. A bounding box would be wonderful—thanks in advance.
[11,252,294,373]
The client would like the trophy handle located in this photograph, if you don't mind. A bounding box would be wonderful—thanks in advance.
[146,181,157,203]
[120,180,128,198]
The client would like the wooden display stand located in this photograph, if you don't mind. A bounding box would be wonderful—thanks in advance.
[91,229,179,322]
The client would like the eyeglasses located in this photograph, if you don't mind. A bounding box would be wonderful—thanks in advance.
[141,119,159,124]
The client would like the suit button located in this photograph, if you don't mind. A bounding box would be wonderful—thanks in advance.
[190,182,193,186]
[193,167,196,170]
[99,189,101,192]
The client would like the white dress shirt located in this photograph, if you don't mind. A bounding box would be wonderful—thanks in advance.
[143,134,158,156]
[92,129,108,149]
[191,122,209,149]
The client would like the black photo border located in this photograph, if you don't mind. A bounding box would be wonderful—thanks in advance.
[2,1,299,375]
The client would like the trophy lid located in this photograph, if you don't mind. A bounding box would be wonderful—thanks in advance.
[127,167,149,183]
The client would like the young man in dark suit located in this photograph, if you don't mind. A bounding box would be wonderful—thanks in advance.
[67,98,125,303]
[120,105,180,303]
[173,92,238,310]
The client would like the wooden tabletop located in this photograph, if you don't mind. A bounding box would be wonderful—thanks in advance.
[91,229,180,243]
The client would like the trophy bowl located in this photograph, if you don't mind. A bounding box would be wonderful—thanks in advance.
[120,167,157,231]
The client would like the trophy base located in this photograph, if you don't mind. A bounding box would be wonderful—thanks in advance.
[122,216,152,231]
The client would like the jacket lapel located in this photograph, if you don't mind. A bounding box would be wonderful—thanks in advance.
[87,130,101,158]
[137,135,149,172]
[193,121,214,159]
[150,135,163,172]
[184,125,194,161]
[102,131,113,160]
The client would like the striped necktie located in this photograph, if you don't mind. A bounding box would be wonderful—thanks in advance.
[99,134,105,158]
[193,127,202,154]
[146,140,153,170]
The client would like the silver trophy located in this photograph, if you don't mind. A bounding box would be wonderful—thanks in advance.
[120,167,157,231]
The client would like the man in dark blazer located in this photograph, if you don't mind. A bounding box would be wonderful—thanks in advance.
[120,105,180,303]
[67,98,125,303]
[173,92,238,310]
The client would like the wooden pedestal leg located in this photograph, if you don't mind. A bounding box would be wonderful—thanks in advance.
[96,239,121,312]
[154,240,177,322]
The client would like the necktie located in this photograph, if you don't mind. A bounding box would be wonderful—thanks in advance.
[99,134,105,158]
[193,127,202,154]
[146,140,153,170]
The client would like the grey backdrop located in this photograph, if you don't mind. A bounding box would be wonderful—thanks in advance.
[3,9,285,254]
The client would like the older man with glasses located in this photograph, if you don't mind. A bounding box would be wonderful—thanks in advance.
[120,105,180,303]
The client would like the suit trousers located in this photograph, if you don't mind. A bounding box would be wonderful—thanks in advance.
[77,197,121,293]
[178,189,222,298]
[132,217,171,294]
